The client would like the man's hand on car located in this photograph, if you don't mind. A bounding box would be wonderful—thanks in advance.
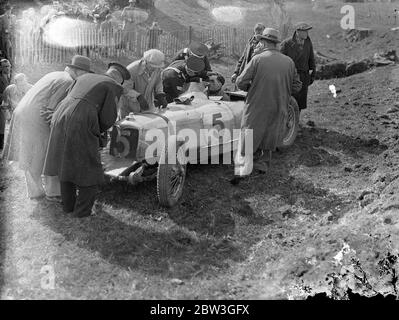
[155,92,168,109]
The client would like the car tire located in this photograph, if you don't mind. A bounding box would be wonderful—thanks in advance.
[280,96,300,148]
[157,137,187,207]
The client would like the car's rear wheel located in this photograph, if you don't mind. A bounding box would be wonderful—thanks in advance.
[281,97,300,147]
[157,138,187,207]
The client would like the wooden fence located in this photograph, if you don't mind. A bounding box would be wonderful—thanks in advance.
[13,26,254,66]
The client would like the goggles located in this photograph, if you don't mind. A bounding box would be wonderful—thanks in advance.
[188,49,204,59]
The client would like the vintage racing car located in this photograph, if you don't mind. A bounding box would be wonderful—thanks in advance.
[101,82,299,207]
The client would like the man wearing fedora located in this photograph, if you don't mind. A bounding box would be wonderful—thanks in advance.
[161,55,207,103]
[125,49,168,113]
[172,41,214,80]
[2,55,92,201]
[43,62,130,218]
[280,22,316,113]
[232,28,301,184]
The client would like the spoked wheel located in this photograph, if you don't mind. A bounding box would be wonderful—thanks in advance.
[157,138,187,207]
[281,97,300,147]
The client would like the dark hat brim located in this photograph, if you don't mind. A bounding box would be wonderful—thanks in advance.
[66,64,94,73]
[108,62,131,81]
[295,22,313,31]
[297,26,312,31]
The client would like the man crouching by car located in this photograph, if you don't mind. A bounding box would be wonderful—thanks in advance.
[119,49,169,119]
[162,55,209,103]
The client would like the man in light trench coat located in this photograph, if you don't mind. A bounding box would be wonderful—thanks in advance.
[232,28,302,185]
[2,55,93,200]
[121,49,168,116]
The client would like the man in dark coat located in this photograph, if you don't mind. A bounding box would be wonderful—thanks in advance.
[232,28,302,184]
[162,55,206,103]
[172,41,213,80]
[43,62,131,218]
[280,22,316,112]
[231,23,265,83]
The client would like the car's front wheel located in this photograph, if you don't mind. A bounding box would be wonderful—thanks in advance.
[157,137,187,207]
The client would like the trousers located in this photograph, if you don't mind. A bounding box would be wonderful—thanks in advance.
[25,171,61,199]
[294,71,310,110]
[60,181,98,218]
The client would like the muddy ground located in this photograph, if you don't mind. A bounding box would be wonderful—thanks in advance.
[1,0,399,300]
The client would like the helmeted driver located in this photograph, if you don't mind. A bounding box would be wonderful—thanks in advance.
[172,41,213,80]
[162,55,207,103]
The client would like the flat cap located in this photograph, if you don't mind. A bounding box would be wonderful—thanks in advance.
[108,62,131,81]
[295,22,312,31]
[143,49,165,68]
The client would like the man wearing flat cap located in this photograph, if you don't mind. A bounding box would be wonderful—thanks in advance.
[172,41,214,80]
[232,28,302,183]
[161,55,208,103]
[43,62,130,218]
[124,49,168,114]
[3,55,92,202]
[280,22,316,113]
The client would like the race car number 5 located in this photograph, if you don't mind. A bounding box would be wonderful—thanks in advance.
[113,128,130,158]
[212,112,225,130]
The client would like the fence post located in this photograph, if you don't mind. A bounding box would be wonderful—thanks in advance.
[147,21,163,49]
[189,25,193,44]
[232,28,238,57]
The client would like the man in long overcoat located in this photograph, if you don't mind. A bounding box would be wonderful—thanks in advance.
[280,22,316,112]
[233,28,302,183]
[43,62,130,218]
[2,55,92,200]
[231,23,265,83]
